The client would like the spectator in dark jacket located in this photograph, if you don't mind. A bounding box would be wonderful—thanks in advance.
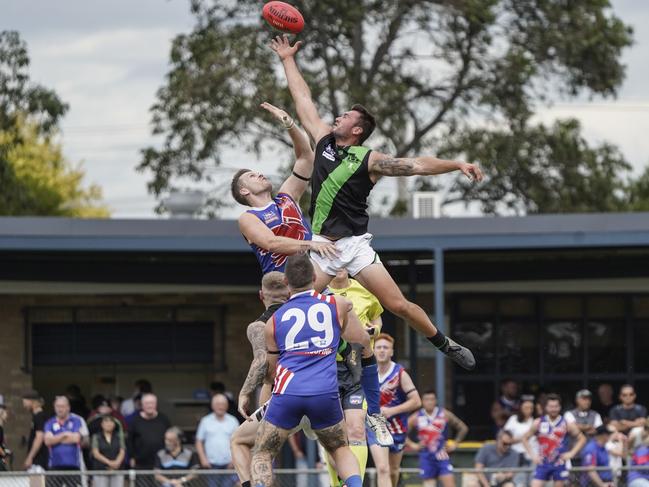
[128,394,171,469]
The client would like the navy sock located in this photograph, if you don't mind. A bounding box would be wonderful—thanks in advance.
[344,474,362,487]
[361,355,380,415]
[428,330,448,349]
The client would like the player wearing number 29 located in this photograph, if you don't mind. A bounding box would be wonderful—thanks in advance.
[250,253,364,487]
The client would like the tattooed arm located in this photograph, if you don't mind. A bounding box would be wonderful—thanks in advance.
[444,409,469,451]
[238,320,269,419]
[367,150,483,184]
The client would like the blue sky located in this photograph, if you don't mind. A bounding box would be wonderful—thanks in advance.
[3,0,648,217]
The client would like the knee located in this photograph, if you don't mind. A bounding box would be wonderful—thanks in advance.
[346,419,366,442]
[384,296,410,317]
[376,462,390,477]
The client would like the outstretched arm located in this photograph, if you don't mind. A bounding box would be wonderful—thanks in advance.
[260,102,314,202]
[368,150,483,184]
[239,212,337,259]
[270,35,331,142]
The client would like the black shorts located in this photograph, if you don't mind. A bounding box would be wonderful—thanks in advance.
[338,359,365,410]
[256,302,283,323]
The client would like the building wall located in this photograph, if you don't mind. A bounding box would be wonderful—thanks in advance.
[0,291,265,465]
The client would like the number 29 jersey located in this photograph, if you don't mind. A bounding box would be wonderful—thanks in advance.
[272,290,342,396]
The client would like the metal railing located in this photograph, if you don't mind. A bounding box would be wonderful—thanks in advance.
[0,466,647,487]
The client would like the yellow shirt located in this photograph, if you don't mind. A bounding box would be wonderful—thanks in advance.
[329,278,383,330]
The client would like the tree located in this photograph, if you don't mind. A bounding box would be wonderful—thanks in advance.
[0,118,109,217]
[139,0,634,216]
[0,30,108,217]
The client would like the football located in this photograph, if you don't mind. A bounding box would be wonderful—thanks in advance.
[262,1,305,35]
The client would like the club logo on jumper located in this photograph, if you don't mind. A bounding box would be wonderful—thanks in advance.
[255,194,309,270]
[322,144,336,162]
[263,210,279,224]
[346,152,360,170]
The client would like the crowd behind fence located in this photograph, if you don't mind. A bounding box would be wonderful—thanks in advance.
[1,467,649,487]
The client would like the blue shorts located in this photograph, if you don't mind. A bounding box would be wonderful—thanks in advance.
[534,462,569,481]
[264,392,343,430]
[367,428,406,453]
[419,454,453,479]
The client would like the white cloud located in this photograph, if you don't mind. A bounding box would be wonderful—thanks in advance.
[4,0,648,218]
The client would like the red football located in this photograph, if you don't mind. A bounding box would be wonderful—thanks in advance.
[262,1,305,35]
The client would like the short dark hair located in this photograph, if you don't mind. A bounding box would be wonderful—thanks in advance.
[350,104,376,143]
[231,169,252,206]
[284,253,314,289]
[422,389,437,397]
[546,393,561,404]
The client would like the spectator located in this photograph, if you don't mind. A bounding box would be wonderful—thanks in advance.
[407,390,468,487]
[565,389,603,468]
[628,418,649,487]
[22,389,49,472]
[534,391,548,418]
[195,394,239,480]
[208,382,242,423]
[128,393,171,469]
[121,380,152,417]
[580,425,613,487]
[65,385,90,419]
[154,427,199,487]
[91,415,126,487]
[473,430,521,487]
[108,396,124,415]
[88,396,127,436]
[0,398,10,471]
[491,380,520,432]
[44,395,89,479]
[609,385,647,435]
[565,389,603,437]
[504,396,536,484]
[124,394,143,429]
[593,384,615,423]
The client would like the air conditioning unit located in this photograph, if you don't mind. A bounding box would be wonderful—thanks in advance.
[412,192,440,219]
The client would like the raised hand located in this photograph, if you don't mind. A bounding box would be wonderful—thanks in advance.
[458,162,484,182]
[260,102,293,128]
[270,34,302,60]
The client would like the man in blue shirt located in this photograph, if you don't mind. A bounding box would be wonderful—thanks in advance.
[580,425,614,487]
[195,394,239,487]
[44,395,89,487]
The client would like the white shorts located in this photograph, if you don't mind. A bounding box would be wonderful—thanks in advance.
[310,232,382,277]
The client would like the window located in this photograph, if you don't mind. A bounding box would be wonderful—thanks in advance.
[450,294,649,440]
[26,306,222,367]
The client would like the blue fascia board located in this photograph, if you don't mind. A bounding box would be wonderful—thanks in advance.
[2,230,649,253]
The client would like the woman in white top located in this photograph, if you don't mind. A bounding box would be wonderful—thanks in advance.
[504,397,536,487]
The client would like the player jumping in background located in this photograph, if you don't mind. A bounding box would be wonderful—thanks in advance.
[270,34,482,371]
[522,393,586,487]
[369,333,422,487]
[407,390,469,487]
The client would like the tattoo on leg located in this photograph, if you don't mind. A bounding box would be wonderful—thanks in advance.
[251,420,289,487]
[315,421,349,453]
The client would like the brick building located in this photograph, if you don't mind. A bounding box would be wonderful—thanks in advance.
[1,213,649,462]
